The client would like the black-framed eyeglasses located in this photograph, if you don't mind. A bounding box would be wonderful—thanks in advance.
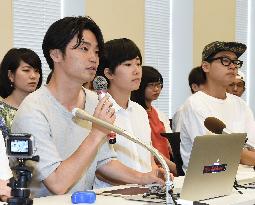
[147,82,163,89]
[207,57,243,69]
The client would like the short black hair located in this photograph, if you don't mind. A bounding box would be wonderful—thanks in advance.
[131,66,163,109]
[188,66,206,93]
[0,48,42,98]
[97,38,142,85]
[46,70,53,84]
[42,16,104,70]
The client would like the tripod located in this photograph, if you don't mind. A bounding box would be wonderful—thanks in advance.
[7,156,39,205]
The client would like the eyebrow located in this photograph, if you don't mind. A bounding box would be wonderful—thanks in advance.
[21,65,33,69]
[80,39,99,49]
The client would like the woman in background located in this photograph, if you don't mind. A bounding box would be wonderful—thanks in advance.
[131,65,176,175]
[0,48,42,139]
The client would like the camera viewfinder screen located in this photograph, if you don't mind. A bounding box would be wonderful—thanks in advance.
[11,139,29,153]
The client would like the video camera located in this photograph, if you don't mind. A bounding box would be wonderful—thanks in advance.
[6,133,39,205]
[6,133,36,159]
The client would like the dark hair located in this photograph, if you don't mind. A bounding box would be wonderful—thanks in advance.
[42,16,104,70]
[97,38,142,85]
[205,53,218,61]
[0,48,42,98]
[131,66,163,109]
[188,66,206,93]
[46,70,53,84]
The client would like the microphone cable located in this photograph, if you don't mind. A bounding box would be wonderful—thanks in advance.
[233,178,255,193]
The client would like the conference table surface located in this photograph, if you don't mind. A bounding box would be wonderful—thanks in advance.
[1,165,255,205]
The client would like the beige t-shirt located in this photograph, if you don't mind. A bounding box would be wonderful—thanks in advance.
[12,86,116,197]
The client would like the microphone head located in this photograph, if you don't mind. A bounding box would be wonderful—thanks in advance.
[93,76,108,92]
[204,117,226,134]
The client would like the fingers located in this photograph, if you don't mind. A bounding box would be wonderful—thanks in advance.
[105,107,115,118]
[152,167,165,180]
[92,96,116,136]
[95,96,114,118]
[152,176,165,186]
[0,180,11,200]
[152,167,166,185]
[0,195,10,202]
[157,167,166,181]
[170,173,174,181]
[141,171,165,186]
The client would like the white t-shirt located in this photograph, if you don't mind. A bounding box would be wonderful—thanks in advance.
[0,131,12,180]
[172,105,184,132]
[180,91,255,171]
[94,96,152,188]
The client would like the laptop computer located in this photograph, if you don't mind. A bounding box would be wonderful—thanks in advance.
[180,133,246,201]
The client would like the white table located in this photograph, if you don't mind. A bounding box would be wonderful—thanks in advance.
[0,194,144,205]
[1,165,255,205]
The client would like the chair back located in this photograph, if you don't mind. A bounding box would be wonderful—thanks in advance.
[161,132,185,176]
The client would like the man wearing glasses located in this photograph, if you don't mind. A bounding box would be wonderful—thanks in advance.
[179,41,255,172]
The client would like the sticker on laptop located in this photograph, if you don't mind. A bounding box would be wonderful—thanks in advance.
[203,159,227,174]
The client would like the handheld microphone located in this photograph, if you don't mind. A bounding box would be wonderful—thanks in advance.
[72,107,174,204]
[93,76,108,100]
[204,117,231,134]
[93,76,116,144]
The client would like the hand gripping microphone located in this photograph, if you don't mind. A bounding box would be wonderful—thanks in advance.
[93,76,116,144]
[72,108,174,204]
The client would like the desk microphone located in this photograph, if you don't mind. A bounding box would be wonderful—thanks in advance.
[93,76,116,144]
[204,116,250,147]
[204,117,231,134]
[72,107,174,204]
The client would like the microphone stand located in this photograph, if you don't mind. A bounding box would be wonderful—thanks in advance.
[72,108,174,204]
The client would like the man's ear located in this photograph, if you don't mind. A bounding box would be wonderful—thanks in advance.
[201,61,209,73]
[104,68,114,80]
[49,49,63,63]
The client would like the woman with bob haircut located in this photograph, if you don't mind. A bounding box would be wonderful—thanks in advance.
[95,38,166,187]
[131,65,176,175]
[0,48,42,139]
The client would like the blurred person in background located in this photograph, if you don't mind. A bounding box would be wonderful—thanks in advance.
[172,66,205,132]
[0,48,42,139]
[227,70,245,97]
[131,65,177,175]
[0,128,12,202]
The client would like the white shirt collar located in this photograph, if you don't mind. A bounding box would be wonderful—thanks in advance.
[108,93,134,113]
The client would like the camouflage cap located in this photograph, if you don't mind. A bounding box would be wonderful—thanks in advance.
[202,41,247,61]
